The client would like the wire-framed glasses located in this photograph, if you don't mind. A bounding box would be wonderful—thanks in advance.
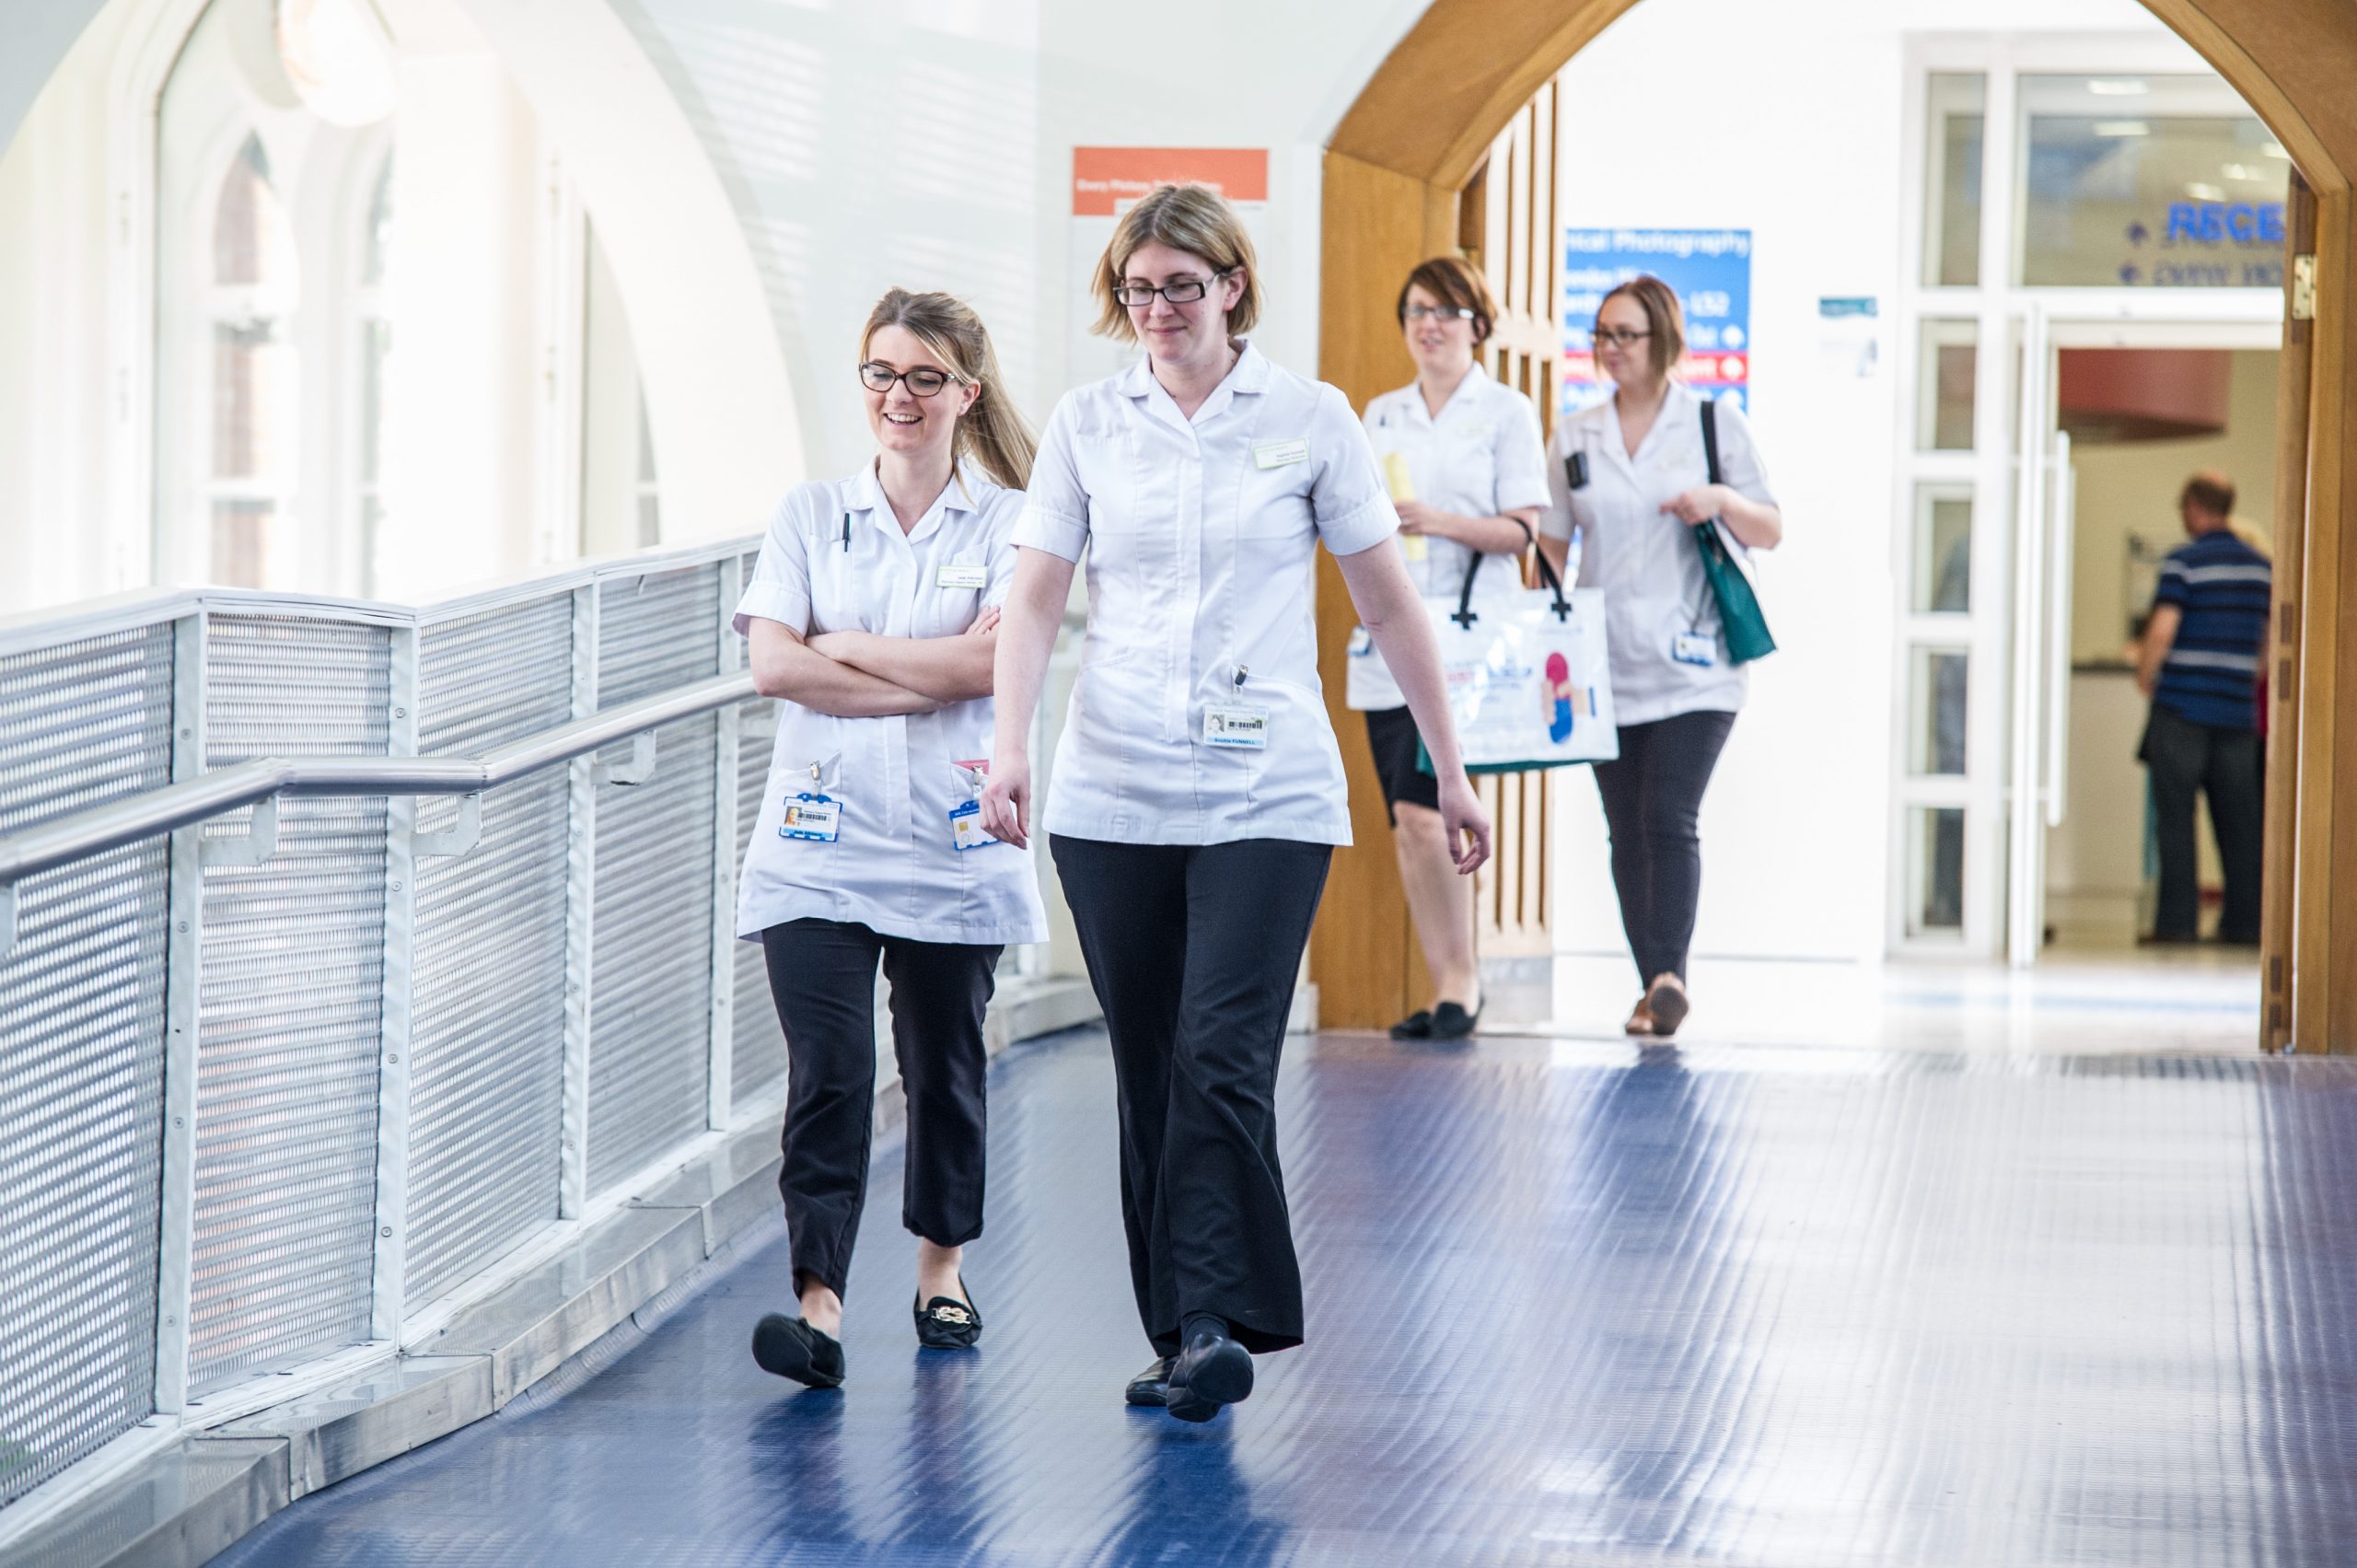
[1111,270,1231,308]
[1593,327,1653,347]
[860,361,961,397]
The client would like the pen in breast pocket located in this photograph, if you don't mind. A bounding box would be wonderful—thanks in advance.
[841,513,851,552]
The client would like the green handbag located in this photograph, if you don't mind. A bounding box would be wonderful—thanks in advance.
[1696,400,1777,666]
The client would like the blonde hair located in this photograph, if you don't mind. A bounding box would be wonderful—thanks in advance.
[860,288,1035,490]
[1597,274,1684,383]
[1090,182,1262,342]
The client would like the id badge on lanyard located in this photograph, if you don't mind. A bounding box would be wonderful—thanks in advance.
[780,754,843,842]
[949,760,998,850]
[1203,666,1271,749]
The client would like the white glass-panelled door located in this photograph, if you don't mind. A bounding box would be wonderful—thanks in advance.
[1896,36,2286,963]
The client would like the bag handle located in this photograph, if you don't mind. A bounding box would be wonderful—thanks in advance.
[1451,518,1570,626]
[1701,397,1723,487]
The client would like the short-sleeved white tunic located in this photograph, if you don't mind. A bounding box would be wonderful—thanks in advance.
[1540,383,1778,726]
[1012,342,1399,846]
[733,460,1047,946]
[1350,363,1550,710]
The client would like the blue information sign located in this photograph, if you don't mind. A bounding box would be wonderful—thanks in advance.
[1561,228,1753,418]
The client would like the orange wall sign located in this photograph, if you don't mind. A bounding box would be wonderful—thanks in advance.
[1071,147,1270,216]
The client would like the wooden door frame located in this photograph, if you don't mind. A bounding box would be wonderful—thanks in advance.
[1315,0,2357,1052]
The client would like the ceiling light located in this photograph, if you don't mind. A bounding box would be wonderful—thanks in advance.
[2093,121,2150,138]
[2086,79,2150,96]
[2185,182,2225,201]
[2262,142,2290,160]
[2220,164,2263,181]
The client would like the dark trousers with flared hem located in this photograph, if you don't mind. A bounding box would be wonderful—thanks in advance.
[1591,709,1737,987]
[2142,703,2264,943]
[761,918,1001,1301]
[1051,834,1332,1358]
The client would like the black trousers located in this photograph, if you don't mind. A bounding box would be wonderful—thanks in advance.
[2142,704,2264,943]
[760,919,1002,1300]
[1051,834,1332,1357]
[1591,709,1737,986]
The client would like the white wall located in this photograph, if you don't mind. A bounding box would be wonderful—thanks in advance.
[1546,0,2168,970]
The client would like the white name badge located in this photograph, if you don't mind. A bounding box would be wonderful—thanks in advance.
[1253,438,1309,470]
[1203,702,1271,749]
[1672,632,1717,668]
[937,563,989,590]
[779,792,841,842]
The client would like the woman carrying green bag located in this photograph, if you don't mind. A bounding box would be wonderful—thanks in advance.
[1538,275,1783,1039]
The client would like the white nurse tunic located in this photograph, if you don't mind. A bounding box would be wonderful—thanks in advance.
[1540,382,1778,726]
[732,460,1047,946]
[1012,341,1399,847]
[1349,363,1550,710]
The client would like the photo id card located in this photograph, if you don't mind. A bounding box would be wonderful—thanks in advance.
[1203,703,1271,749]
[780,792,841,842]
[949,759,997,850]
[1672,632,1716,668]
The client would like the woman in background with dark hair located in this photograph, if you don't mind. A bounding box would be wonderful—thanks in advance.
[1539,275,1782,1039]
[1349,255,1549,1042]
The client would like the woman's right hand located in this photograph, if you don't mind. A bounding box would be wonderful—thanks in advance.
[979,749,1031,849]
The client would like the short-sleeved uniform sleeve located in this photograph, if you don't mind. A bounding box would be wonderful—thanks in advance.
[1538,417,1585,543]
[1311,384,1401,556]
[1011,397,1090,563]
[1495,391,1550,517]
[981,488,1025,609]
[1710,398,1777,510]
[733,483,822,634]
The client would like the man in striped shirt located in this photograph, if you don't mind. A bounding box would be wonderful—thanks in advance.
[2134,470,2270,946]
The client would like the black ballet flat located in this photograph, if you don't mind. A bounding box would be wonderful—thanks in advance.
[751,1313,845,1388]
[1388,1010,1434,1041]
[1164,1324,1253,1423]
[914,1280,981,1350]
[1429,1000,1482,1041]
[1124,1356,1173,1408]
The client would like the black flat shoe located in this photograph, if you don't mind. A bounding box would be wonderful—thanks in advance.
[1165,1325,1253,1423]
[1388,1009,1434,1040]
[1643,978,1689,1038]
[751,1313,844,1388]
[1429,1000,1482,1040]
[914,1279,981,1349]
[1124,1356,1173,1408]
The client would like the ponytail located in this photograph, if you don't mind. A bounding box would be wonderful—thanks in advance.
[859,288,1036,491]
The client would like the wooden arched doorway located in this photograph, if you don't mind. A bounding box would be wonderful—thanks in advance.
[1311,0,2356,1053]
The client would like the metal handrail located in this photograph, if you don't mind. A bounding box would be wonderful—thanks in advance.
[0,670,759,957]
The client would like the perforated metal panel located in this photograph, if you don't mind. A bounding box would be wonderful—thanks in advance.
[403,596,575,1309]
[732,699,785,1105]
[191,616,391,1395]
[587,569,719,1193]
[0,626,173,1504]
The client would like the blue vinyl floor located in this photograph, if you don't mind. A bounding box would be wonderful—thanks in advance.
[213,1028,2357,1567]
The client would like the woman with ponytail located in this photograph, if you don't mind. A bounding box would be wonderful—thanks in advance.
[732,288,1046,1390]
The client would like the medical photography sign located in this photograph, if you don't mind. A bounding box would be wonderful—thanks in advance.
[1561,228,1752,416]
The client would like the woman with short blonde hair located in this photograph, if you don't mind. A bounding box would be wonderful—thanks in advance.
[982,184,1492,1422]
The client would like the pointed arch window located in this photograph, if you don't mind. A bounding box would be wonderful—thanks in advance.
[203,134,298,588]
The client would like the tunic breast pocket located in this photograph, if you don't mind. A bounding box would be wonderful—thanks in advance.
[1072,425,1147,535]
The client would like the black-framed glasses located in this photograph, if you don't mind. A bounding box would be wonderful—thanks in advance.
[859,361,961,397]
[1111,270,1230,308]
[1593,327,1653,347]
[1404,303,1475,323]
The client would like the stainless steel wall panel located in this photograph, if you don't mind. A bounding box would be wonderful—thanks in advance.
[587,568,721,1194]
[191,616,392,1396]
[732,700,784,1105]
[0,626,173,1504]
[403,597,574,1310]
